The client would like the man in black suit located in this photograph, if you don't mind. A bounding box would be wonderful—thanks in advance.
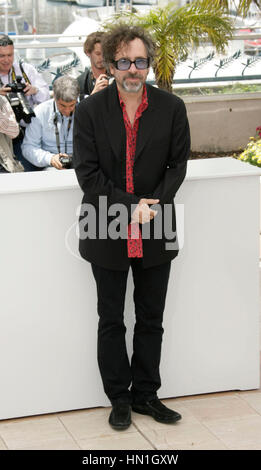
[73,24,190,431]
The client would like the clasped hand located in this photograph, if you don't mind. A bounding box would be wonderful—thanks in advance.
[131,198,159,224]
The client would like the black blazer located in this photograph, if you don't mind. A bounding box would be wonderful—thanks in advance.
[77,67,94,100]
[73,81,190,270]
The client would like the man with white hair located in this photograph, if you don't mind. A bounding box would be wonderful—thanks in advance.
[22,75,80,170]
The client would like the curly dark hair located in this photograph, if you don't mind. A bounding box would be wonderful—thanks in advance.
[84,31,105,55]
[101,24,155,66]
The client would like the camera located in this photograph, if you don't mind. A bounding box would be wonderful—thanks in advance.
[6,76,35,124]
[59,154,73,169]
[7,76,27,93]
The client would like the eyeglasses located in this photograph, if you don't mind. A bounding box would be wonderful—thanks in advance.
[112,57,150,71]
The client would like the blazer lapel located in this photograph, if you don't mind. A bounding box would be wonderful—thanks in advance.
[103,81,126,162]
[135,84,157,161]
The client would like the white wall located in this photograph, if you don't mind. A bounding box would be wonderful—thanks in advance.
[0,159,260,419]
[185,93,261,152]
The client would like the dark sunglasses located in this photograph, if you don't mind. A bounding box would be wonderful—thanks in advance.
[112,57,150,71]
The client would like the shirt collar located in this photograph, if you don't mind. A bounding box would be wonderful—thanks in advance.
[118,84,148,112]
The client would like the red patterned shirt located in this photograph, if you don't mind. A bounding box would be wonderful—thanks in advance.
[119,85,148,258]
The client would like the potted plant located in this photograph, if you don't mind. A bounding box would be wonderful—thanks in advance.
[233,126,261,166]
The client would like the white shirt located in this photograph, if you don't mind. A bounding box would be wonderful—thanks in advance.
[0,61,50,108]
[21,98,75,168]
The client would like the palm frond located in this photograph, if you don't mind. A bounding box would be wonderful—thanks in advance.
[210,0,261,16]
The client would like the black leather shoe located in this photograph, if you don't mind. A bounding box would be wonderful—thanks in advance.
[109,403,132,431]
[132,398,182,424]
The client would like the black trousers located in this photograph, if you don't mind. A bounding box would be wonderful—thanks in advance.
[91,259,171,405]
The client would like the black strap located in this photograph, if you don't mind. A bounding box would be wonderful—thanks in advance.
[53,101,72,155]
[18,60,31,84]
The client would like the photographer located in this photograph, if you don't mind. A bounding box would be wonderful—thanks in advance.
[21,75,79,170]
[0,95,23,173]
[77,31,109,100]
[0,35,49,107]
[0,34,50,171]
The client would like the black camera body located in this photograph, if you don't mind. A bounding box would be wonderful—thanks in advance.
[6,76,35,124]
[59,154,73,169]
[7,77,27,93]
